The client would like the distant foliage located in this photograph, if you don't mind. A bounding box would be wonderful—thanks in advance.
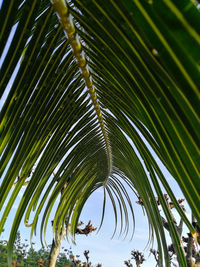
[0,231,101,266]
[0,231,72,267]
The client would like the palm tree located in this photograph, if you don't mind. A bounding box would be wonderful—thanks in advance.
[0,0,199,266]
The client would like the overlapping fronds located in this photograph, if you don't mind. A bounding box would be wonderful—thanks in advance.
[0,0,199,266]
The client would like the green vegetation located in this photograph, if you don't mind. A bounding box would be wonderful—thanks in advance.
[0,0,199,266]
[0,232,72,266]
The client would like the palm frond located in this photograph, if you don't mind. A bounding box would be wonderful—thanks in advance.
[0,0,199,266]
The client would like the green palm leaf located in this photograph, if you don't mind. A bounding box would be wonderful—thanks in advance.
[0,0,199,266]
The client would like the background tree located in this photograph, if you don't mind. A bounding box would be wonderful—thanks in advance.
[124,250,145,267]
[48,169,96,267]
[126,195,200,266]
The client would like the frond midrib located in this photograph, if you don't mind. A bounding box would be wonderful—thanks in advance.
[52,0,112,181]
